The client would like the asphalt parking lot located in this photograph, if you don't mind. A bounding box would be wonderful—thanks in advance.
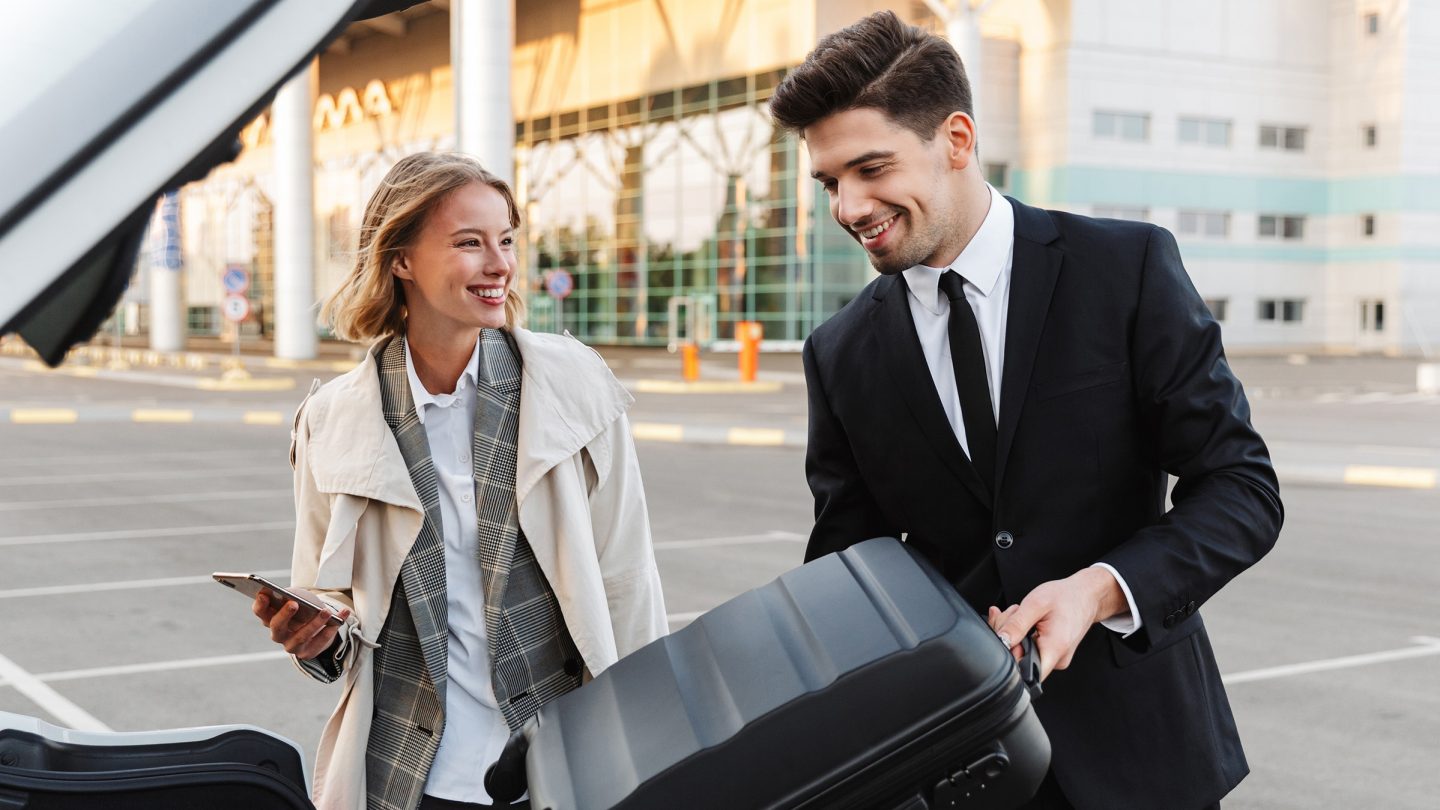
[1,347,1437,808]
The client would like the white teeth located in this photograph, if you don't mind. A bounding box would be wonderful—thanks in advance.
[860,218,893,239]
[471,287,504,299]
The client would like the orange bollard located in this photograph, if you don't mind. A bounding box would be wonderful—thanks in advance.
[737,321,762,383]
[681,342,701,381]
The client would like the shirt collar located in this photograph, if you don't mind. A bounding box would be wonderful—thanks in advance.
[403,334,480,425]
[902,184,1014,316]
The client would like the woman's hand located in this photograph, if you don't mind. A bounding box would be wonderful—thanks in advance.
[252,589,350,661]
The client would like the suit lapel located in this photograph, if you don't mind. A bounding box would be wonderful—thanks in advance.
[376,335,449,699]
[996,199,1063,493]
[868,273,992,506]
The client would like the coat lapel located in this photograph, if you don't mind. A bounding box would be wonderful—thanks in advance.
[868,273,992,506]
[996,199,1063,494]
[375,335,450,699]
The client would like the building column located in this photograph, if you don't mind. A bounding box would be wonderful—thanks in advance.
[452,0,515,184]
[272,59,318,360]
[924,0,993,124]
[148,192,185,352]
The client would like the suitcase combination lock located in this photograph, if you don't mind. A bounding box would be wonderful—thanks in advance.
[930,749,1011,806]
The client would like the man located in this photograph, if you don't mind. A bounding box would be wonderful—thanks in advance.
[769,11,1282,810]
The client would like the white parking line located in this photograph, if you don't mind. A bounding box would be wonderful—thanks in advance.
[0,449,274,468]
[31,652,292,684]
[0,489,291,512]
[0,521,294,548]
[1223,636,1440,685]
[0,465,280,486]
[0,651,110,732]
[652,530,807,550]
[0,570,290,600]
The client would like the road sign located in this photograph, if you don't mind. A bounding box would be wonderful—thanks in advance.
[546,269,574,300]
[222,266,250,295]
[222,294,251,322]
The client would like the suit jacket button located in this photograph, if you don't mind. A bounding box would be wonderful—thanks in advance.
[564,658,582,677]
[994,531,1015,549]
[1163,615,1177,629]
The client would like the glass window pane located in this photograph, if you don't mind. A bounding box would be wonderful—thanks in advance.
[1285,128,1306,150]
[1121,114,1147,141]
[1283,300,1304,321]
[1205,213,1229,237]
[1179,118,1200,143]
[1260,126,1278,147]
[1259,216,1277,236]
[1094,112,1115,137]
[1208,120,1230,146]
[1178,211,1198,233]
[1258,300,1276,320]
[1283,217,1304,239]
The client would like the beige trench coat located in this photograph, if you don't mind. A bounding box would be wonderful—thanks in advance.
[287,328,668,809]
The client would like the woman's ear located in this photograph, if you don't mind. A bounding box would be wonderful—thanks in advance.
[391,252,413,282]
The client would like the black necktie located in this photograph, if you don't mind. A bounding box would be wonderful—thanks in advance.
[938,270,996,495]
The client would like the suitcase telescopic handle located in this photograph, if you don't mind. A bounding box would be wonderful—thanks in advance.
[484,728,530,804]
[1019,635,1044,700]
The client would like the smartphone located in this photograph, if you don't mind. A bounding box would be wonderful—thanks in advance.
[213,572,343,627]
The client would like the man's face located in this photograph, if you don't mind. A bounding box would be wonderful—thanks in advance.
[805,107,964,275]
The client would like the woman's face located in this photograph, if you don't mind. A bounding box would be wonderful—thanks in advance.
[393,181,516,335]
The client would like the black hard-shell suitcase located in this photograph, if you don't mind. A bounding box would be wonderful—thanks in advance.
[0,711,314,809]
[487,537,1049,809]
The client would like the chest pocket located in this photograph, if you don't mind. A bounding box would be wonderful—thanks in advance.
[1033,361,1128,402]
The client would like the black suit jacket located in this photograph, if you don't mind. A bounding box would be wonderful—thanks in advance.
[802,198,1283,809]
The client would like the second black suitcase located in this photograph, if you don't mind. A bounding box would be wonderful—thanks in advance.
[488,537,1050,810]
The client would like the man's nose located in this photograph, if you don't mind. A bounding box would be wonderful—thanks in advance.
[835,183,874,231]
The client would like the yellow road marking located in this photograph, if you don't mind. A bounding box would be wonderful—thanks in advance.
[634,379,783,394]
[1342,465,1438,489]
[726,427,787,446]
[631,422,685,442]
[10,409,79,424]
[131,409,194,424]
[195,377,296,392]
[242,411,285,426]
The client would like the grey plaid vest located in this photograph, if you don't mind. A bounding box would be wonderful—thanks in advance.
[365,332,581,810]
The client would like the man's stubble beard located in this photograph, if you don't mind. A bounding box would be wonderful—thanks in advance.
[864,211,950,276]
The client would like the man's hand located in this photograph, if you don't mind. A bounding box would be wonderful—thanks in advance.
[988,568,1127,681]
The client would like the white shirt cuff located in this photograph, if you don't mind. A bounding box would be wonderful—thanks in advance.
[1091,562,1142,638]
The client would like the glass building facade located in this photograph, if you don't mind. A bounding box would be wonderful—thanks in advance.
[517,68,872,345]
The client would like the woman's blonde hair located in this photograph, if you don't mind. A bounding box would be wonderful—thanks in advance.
[323,152,526,342]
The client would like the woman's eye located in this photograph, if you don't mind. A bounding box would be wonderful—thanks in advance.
[501,237,515,247]
[456,239,480,248]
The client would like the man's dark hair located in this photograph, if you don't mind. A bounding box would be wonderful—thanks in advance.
[769,10,972,140]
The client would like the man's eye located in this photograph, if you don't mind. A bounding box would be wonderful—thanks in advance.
[820,180,837,194]
[860,165,883,177]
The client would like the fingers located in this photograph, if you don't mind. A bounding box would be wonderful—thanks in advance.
[993,599,1046,660]
[268,602,350,657]
[252,591,279,622]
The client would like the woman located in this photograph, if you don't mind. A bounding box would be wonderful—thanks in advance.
[254,152,667,810]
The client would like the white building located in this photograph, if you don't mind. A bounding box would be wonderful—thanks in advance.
[972,0,1440,353]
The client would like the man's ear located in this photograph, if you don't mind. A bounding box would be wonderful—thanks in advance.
[942,111,977,171]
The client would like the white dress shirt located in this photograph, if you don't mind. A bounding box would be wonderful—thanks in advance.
[404,336,512,803]
[901,185,1142,636]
